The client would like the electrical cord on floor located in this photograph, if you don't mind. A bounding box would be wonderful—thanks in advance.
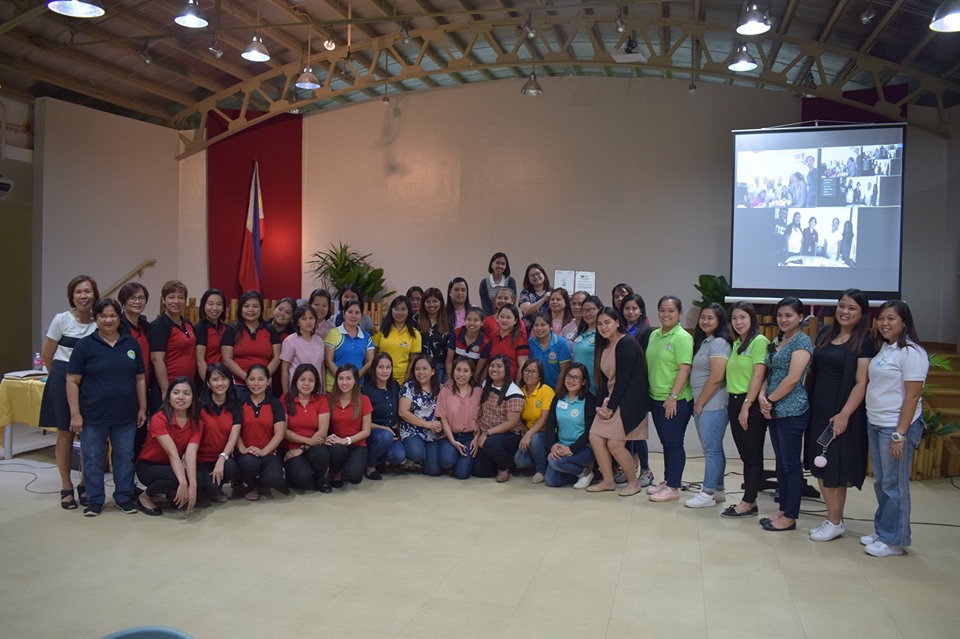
[0,461,58,494]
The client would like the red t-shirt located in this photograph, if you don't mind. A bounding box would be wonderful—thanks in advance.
[329,395,372,446]
[239,397,285,450]
[197,403,241,463]
[482,315,500,339]
[282,394,330,450]
[222,323,279,383]
[138,412,202,464]
[488,330,530,380]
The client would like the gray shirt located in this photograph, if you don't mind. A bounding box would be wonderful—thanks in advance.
[690,335,731,411]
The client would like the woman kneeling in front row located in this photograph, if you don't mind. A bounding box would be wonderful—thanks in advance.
[543,363,597,487]
[236,365,287,501]
[326,364,372,487]
[282,363,331,492]
[135,377,201,515]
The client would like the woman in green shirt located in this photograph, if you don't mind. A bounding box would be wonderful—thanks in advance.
[721,302,770,518]
[645,295,694,503]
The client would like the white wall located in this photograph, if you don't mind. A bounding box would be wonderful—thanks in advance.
[34,98,181,339]
[177,146,208,290]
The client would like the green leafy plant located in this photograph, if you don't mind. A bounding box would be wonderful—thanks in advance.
[922,353,958,439]
[692,274,731,308]
[306,242,394,301]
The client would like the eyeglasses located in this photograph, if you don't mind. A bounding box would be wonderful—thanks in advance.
[566,375,584,381]
[127,296,147,303]
[522,369,540,376]
[582,307,599,314]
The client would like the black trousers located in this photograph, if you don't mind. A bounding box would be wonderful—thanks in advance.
[473,432,521,477]
[196,458,238,497]
[328,444,367,484]
[235,453,284,490]
[728,394,768,504]
[284,446,331,489]
[136,461,179,498]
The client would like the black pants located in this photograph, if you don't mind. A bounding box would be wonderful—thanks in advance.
[284,446,331,489]
[728,394,768,504]
[328,444,367,484]
[473,432,522,477]
[196,458,238,497]
[136,461,179,498]
[235,453,284,490]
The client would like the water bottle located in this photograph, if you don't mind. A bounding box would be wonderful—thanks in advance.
[33,352,44,372]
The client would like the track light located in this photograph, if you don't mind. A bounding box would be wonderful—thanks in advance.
[728,45,758,72]
[242,34,270,62]
[175,0,208,29]
[401,21,411,44]
[47,1,104,18]
[138,44,153,65]
[208,38,223,59]
[737,3,771,36]
[688,82,697,95]
[860,9,876,24]
[624,38,639,54]
[522,15,536,40]
[520,71,542,97]
[930,0,960,32]
[615,8,626,33]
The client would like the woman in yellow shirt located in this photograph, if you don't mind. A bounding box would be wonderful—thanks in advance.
[373,295,422,383]
[513,359,555,484]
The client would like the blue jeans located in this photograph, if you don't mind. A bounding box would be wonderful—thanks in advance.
[651,399,693,488]
[513,431,548,474]
[545,447,595,487]
[769,410,809,519]
[694,408,728,492]
[439,433,476,479]
[80,421,137,506]
[367,427,406,467]
[402,435,441,476]
[868,418,922,547]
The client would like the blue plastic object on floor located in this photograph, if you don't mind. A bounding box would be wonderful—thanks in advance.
[101,627,193,639]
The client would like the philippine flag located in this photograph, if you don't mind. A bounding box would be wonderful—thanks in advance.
[238,162,266,293]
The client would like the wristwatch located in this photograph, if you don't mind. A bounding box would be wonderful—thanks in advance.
[218,452,229,461]
[891,432,906,443]
[346,436,353,446]
[669,393,679,400]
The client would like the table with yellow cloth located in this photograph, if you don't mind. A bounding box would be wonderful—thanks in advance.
[0,377,49,460]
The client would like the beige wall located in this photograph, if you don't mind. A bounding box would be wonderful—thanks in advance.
[1,156,34,371]
[34,98,181,341]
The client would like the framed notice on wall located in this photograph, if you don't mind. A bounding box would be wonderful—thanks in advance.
[575,271,596,296]
[554,270,575,292]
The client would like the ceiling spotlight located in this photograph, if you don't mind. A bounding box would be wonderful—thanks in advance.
[930,0,960,32]
[401,21,411,44]
[860,9,876,24]
[615,8,626,33]
[728,45,758,72]
[138,44,153,65]
[799,73,817,98]
[295,68,321,90]
[175,0,208,29]
[208,38,223,59]
[737,3,771,36]
[242,34,270,62]
[522,15,536,40]
[688,82,697,95]
[520,71,542,96]
[323,34,336,50]
[624,38,639,54]
[47,0,104,18]
[382,95,391,105]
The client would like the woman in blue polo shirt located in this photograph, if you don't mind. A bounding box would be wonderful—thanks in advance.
[221,290,282,394]
[66,298,146,516]
[324,299,375,392]
[333,285,376,335]
[543,363,597,487]
[571,295,602,394]
[528,314,571,391]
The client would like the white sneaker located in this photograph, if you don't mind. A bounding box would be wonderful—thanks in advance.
[713,489,726,503]
[646,481,667,495]
[573,470,594,490]
[810,520,829,536]
[810,520,846,542]
[638,469,654,487]
[531,472,545,484]
[684,491,717,508]
[865,540,905,557]
[613,470,628,484]
[859,533,878,546]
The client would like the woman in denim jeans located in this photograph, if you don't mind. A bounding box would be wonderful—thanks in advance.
[863,301,928,557]
[686,304,733,509]
[758,297,813,532]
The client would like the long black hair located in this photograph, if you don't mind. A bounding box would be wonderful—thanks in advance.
[815,289,871,354]
[729,301,760,355]
[576,295,604,337]
[285,363,323,415]
[767,297,805,356]
[199,288,226,324]
[877,300,922,349]
[480,354,514,405]
[694,303,733,353]
[379,295,417,338]
[561,362,591,401]
[200,362,238,414]
[234,290,265,341]
[592,307,626,387]
[161,376,201,425]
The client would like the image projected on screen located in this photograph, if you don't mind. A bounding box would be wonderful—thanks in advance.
[731,124,904,301]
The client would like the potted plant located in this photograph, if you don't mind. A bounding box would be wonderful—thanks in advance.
[306,242,394,301]
[912,354,959,480]
[692,274,731,308]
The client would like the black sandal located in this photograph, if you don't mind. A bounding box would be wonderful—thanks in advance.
[77,484,88,507]
[60,489,78,510]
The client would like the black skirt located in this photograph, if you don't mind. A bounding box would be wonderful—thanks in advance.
[38,360,71,431]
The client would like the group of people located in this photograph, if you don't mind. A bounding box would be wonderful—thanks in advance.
[40,253,929,558]
[775,210,855,264]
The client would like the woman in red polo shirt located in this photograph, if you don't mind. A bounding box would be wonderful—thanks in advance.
[487,305,529,384]
[235,364,286,501]
[194,288,227,381]
[221,290,282,396]
[196,363,241,503]
[135,377,201,516]
[326,364,372,487]
[282,363,331,492]
[148,280,197,410]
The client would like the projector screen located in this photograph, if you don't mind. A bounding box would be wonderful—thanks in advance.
[730,124,905,304]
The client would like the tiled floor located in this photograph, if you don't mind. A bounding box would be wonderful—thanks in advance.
[1,424,959,639]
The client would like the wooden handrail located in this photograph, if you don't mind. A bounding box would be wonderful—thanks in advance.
[101,259,157,298]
